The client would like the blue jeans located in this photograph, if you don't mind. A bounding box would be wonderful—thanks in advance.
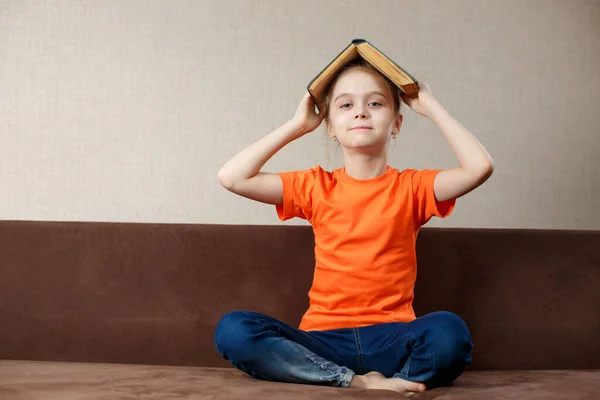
[214,310,473,390]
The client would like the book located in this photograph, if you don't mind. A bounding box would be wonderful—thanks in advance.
[307,39,419,112]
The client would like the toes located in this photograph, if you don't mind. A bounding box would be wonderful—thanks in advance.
[411,383,426,392]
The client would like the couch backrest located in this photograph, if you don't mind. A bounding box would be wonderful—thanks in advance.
[0,221,598,370]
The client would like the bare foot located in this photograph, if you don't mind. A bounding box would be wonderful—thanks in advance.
[350,371,426,396]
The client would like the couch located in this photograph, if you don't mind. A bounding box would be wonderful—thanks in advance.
[0,220,599,399]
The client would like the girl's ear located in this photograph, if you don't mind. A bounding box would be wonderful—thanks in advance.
[325,120,336,139]
[393,113,403,135]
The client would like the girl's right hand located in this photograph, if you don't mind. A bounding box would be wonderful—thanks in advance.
[291,92,324,136]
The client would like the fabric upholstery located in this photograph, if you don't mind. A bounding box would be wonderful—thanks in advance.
[1,360,599,400]
[0,221,599,398]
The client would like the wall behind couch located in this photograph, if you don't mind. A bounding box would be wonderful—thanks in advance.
[0,0,598,229]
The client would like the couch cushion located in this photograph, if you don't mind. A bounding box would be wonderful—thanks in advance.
[0,221,599,370]
[1,360,599,400]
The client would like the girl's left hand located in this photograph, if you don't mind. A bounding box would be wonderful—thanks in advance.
[400,81,438,118]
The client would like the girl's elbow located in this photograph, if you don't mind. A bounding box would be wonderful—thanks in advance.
[217,168,234,190]
[479,159,495,182]
[485,158,495,176]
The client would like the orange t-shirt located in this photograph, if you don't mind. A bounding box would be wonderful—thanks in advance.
[276,165,455,331]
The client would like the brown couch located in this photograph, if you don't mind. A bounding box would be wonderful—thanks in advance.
[0,220,599,399]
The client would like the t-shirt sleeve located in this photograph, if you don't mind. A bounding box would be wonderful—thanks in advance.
[275,167,318,222]
[412,169,456,226]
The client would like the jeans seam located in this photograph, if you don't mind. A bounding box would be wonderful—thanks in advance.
[352,328,365,374]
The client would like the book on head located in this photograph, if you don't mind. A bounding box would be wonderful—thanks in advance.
[307,39,419,112]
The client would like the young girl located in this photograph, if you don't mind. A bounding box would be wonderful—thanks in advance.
[214,58,494,395]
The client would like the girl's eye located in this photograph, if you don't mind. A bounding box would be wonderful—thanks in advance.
[340,102,382,109]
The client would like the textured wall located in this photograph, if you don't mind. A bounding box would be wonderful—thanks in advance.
[0,0,598,229]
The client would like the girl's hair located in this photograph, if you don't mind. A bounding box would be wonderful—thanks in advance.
[321,58,403,122]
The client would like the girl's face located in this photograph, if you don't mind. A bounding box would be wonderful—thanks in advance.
[326,67,402,154]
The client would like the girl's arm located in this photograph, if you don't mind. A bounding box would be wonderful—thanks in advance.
[217,93,323,205]
[401,82,495,202]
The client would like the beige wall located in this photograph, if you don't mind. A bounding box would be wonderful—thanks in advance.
[0,0,598,229]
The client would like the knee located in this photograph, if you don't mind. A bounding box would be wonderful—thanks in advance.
[427,312,473,366]
[214,310,255,356]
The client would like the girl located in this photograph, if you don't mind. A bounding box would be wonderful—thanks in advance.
[215,58,494,395]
